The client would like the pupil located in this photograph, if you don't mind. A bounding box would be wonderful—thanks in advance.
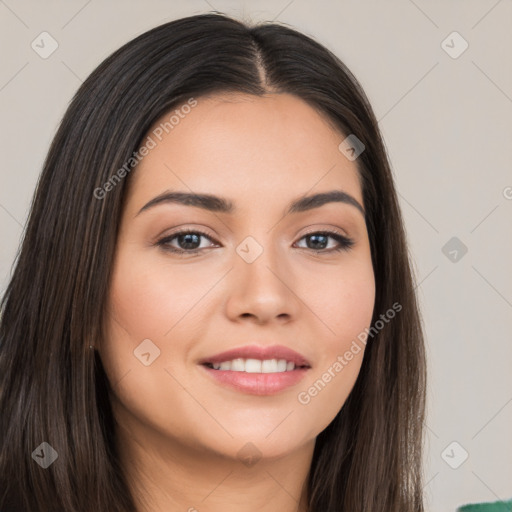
[309,234,327,249]
[179,233,200,249]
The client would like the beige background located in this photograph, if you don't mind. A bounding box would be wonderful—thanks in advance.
[1,1,511,510]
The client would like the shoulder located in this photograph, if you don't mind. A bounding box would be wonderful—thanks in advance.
[457,498,512,511]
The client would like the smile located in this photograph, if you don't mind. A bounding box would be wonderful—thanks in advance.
[204,358,303,373]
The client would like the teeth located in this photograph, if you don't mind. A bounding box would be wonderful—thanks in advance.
[276,359,287,372]
[231,358,245,371]
[245,358,262,373]
[209,358,298,373]
[261,359,278,373]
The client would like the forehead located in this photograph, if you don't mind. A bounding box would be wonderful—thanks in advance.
[126,92,363,213]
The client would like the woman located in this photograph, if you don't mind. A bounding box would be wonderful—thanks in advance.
[0,12,426,512]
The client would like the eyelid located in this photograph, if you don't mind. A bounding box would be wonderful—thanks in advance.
[299,225,349,239]
[155,224,218,241]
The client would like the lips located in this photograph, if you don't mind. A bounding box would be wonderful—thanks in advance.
[198,344,310,395]
[198,344,311,368]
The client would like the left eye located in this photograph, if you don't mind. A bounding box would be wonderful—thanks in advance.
[156,229,354,255]
[294,231,354,252]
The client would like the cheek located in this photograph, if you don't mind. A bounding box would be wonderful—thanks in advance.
[99,247,225,406]
[106,247,218,341]
[99,249,186,390]
[303,254,375,349]
[99,250,216,443]
[293,258,375,434]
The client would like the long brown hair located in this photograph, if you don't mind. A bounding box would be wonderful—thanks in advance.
[0,12,426,511]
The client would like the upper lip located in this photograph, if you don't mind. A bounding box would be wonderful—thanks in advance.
[198,344,311,368]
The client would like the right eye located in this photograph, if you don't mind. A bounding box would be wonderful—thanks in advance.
[156,229,220,256]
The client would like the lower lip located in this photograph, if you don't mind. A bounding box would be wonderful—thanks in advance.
[200,365,309,395]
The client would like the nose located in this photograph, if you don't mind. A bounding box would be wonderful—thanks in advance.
[224,240,301,325]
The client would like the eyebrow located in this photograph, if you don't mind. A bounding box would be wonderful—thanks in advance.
[136,189,365,218]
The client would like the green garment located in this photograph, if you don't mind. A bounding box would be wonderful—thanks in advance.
[457,498,512,511]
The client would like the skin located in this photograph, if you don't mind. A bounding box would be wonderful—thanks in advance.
[98,92,376,512]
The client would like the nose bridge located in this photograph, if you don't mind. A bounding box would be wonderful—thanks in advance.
[226,231,299,322]
[235,231,286,292]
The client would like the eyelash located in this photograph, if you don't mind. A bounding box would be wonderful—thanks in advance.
[156,228,354,256]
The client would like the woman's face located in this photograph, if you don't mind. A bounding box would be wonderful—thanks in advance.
[100,92,375,461]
